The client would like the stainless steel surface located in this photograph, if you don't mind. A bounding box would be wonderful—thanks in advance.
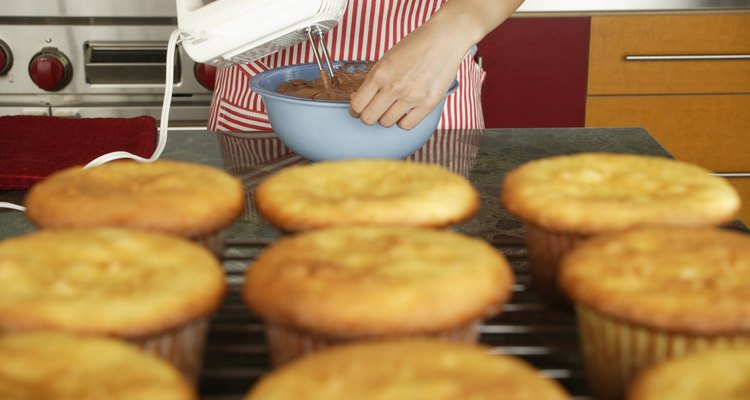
[517,0,750,12]
[84,41,181,85]
[3,0,179,17]
[0,2,212,124]
[0,25,209,97]
[626,54,750,61]
[201,236,591,400]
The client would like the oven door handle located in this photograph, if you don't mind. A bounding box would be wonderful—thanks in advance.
[52,109,82,118]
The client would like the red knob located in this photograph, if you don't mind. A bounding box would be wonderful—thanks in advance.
[195,63,217,91]
[0,39,12,75]
[29,48,72,91]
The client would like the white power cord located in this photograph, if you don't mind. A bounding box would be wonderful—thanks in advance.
[0,29,186,212]
[0,202,26,212]
[84,28,185,168]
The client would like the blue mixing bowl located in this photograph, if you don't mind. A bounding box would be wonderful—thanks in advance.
[249,62,458,161]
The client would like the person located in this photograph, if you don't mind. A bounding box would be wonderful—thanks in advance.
[208,0,525,133]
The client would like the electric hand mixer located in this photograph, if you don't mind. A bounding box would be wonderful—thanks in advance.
[177,0,347,76]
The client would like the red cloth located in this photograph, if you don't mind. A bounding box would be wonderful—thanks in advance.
[0,115,157,189]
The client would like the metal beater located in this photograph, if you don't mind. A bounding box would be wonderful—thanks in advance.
[307,26,338,88]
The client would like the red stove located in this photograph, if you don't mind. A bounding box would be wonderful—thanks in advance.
[0,0,215,128]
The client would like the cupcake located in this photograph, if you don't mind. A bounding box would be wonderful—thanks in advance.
[627,346,750,400]
[559,227,750,400]
[501,152,740,304]
[24,160,246,255]
[254,159,480,232]
[244,339,570,399]
[0,227,227,381]
[0,331,196,400]
[243,226,513,366]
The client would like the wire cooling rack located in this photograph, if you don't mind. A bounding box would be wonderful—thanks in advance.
[198,236,592,400]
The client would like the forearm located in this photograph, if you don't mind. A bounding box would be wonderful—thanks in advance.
[426,0,525,53]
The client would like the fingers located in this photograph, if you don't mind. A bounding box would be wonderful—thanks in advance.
[396,106,433,131]
[378,100,413,128]
[356,90,400,127]
[348,79,379,119]
[351,83,440,130]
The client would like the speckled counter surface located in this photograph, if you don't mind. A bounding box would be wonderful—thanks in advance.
[2,127,745,399]
[0,127,678,242]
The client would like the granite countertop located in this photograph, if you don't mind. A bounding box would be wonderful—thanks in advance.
[1,127,691,242]
[1,126,746,399]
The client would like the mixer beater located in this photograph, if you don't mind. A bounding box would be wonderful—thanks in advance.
[307,26,339,88]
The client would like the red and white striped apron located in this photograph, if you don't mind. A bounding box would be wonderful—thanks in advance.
[209,0,486,176]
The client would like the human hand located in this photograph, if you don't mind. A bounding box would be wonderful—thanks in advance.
[349,0,524,130]
[348,21,470,131]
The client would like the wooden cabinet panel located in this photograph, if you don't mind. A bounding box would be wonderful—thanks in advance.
[588,14,750,95]
[477,17,590,128]
[728,178,750,225]
[585,94,750,172]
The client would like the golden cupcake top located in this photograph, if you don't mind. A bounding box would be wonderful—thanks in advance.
[25,160,246,236]
[501,153,739,234]
[628,346,750,400]
[560,227,750,335]
[244,339,570,400]
[0,331,196,400]
[254,159,480,231]
[0,228,226,337]
[243,226,512,337]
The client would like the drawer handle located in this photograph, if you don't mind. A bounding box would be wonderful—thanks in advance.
[713,173,750,178]
[626,54,750,61]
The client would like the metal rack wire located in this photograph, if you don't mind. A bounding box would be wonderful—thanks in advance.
[198,236,592,400]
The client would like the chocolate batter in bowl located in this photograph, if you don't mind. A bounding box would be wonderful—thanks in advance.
[249,61,458,161]
[276,62,372,101]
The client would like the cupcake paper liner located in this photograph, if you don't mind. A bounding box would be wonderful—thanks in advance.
[524,223,590,306]
[264,320,482,367]
[575,305,750,400]
[128,317,211,382]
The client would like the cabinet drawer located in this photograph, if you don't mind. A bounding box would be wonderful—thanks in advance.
[585,94,750,172]
[727,177,750,226]
[588,14,750,95]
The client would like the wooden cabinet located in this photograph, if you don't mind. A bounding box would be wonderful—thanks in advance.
[585,13,750,224]
[477,17,590,128]
[587,14,750,95]
[729,178,750,224]
[586,94,750,173]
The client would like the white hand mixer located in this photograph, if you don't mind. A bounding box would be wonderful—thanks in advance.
[178,0,346,70]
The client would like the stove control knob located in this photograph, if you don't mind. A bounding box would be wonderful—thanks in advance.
[0,39,13,75]
[194,63,217,91]
[29,47,73,92]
